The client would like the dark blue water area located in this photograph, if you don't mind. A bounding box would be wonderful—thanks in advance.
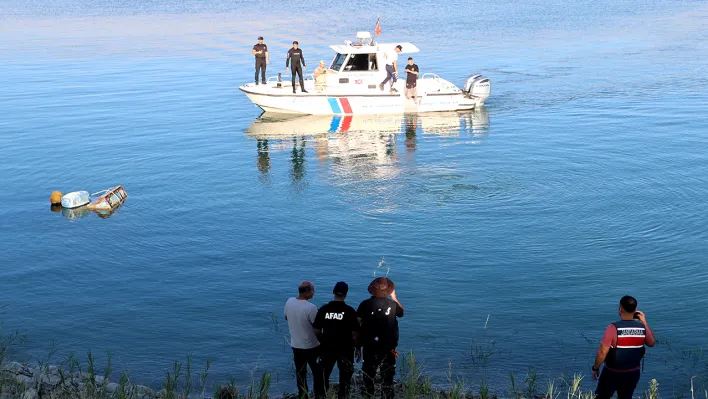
[1,0,707,395]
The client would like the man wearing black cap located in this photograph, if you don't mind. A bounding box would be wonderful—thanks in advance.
[252,36,269,85]
[357,277,404,399]
[286,41,308,93]
[314,282,360,399]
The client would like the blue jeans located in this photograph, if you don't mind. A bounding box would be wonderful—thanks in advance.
[381,64,397,86]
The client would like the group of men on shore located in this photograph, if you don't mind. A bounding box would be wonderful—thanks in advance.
[284,281,656,399]
[284,277,403,399]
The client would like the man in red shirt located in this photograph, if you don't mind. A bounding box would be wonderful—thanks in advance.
[591,296,656,399]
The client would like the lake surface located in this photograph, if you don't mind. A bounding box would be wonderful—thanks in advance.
[1,0,707,396]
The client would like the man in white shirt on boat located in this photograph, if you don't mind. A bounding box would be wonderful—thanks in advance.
[379,44,402,94]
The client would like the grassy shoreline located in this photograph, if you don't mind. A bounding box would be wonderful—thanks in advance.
[2,307,706,399]
[0,348,682,399]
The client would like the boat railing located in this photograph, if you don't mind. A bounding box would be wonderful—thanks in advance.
[421,73,440,80]
[265,74,316,83]
[419,72,460,91]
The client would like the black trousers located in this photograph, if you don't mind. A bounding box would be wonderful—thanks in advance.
[321,349,355,399]
[362,348,396,399]
[595,368,641,399]
[292,347,325,399]
[291,64,305,91]
[255,58,266,83]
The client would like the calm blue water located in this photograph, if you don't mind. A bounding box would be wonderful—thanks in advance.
[2,0,708,396]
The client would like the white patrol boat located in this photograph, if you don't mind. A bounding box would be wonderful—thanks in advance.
[239,31,490,115]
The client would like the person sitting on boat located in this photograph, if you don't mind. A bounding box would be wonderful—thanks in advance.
[379,45,402,94]
[314,60,328,92]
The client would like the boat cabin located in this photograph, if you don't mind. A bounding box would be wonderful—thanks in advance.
[322,32,419,90]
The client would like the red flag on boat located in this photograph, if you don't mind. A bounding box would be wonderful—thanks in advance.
[375,18,381,35]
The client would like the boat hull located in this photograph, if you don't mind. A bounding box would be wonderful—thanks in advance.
[239,80,479,115]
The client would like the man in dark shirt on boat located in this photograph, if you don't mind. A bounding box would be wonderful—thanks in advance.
[252,36,269,85]
[286,41,308,94]
[357,277,404,399]
[404,57,420,103]
[314,282,360,399]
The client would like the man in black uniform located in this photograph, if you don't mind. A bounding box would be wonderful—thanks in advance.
[357,277,404,399]
[314,282,360,399]
[404,57,420,103]
[286,41,308,93]
[252,36,269,85]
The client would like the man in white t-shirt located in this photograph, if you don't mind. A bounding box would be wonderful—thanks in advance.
[379,45,402,93]
[284,281,325,398]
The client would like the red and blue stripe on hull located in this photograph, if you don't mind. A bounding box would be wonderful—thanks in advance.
[327,97,353,114]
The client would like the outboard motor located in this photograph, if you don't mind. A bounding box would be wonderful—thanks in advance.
[463,74,491,104]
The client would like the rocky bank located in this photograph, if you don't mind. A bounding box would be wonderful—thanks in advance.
[0,361,159,399]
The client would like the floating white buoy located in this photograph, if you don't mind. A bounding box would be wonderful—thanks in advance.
[60,191,90,209]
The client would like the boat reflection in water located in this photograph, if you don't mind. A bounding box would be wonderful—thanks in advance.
[245,108,489,186]
[246,108,489,138]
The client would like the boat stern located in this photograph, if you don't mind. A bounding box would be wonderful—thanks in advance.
[462,74,491,105]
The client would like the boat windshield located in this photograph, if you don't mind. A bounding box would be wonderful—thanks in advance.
[343,53,377,71]
[330,53,347,71]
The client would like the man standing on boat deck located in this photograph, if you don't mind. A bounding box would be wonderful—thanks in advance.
[285,280,325,399]
[591,296,656,399]
[286,41,308,94]
[357,277,404,399]
[252,36,269,85]
[379,45,402,93]
[314,282,360,399]
[404,57,420,103]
